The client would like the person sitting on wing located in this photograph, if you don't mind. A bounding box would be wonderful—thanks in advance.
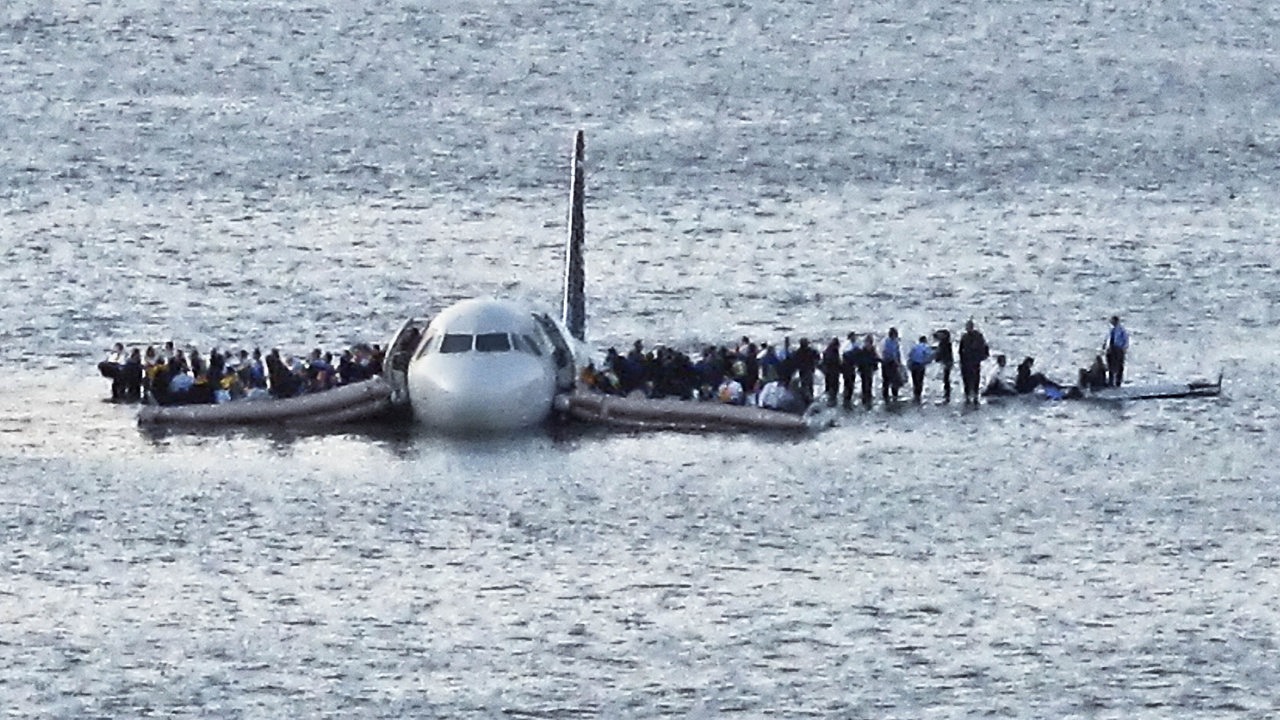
[716,375,745,405]
[1077,354,1108,391]
[1014,356,1066,395]
[982,354,1017,397]
[756,375,805,414]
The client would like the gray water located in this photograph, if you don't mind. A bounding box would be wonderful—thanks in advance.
[3,0,1280,716]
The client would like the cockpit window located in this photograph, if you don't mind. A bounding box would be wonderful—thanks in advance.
[474,333,511,353]
[518,334,544,356]
[439,334,473,354]
[414,333,437,359]
[432,332,540,355]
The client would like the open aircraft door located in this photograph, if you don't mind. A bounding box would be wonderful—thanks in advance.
[383,317,430,408]
[534,312,577,392]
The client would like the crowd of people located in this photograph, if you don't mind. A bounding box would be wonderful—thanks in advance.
[99,315,1132,414]
[98,340,385,406]
[579,316,1132,412]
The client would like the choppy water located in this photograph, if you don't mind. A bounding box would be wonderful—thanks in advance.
[3,0,1280,716]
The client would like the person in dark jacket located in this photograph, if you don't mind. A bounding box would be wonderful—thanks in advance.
[742,342,760,395]
[121,348,143,401]
[840,332,860,409]
[791,338,820,404]
[880,327,904,402]
[1078,354,1108,391]
[821,338,842,407]
[1013,353,1064,392]
[266,348,300,398]
[1104,315,1129,386]
[958,320,989,404]
[932,328,954,402]
[849,334,881,406]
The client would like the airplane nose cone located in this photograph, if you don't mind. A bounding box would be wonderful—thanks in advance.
[409,358,554,431]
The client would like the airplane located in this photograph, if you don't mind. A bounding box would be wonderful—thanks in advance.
[379,131,589,432]
[137,131,808,433]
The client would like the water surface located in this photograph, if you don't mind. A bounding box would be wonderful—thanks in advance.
[2,0,1278,716]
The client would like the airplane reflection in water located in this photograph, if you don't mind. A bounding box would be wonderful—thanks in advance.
[382,131,588,432]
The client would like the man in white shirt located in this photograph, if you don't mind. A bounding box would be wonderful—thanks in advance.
[982,354,1016,397]
[98,342,126,400]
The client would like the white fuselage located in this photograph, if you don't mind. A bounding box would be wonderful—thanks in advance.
[404,298,572,432]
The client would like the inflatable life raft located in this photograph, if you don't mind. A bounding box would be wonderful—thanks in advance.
[137,377,396,428]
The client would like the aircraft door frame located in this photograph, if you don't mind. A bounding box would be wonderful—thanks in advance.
[533,313,576,392]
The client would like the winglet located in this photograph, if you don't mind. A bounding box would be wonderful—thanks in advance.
[562,130,587,342]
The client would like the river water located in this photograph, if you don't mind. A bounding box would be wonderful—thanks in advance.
[3,0,1279,716]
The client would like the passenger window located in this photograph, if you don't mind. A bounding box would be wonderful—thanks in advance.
[475,333,511,353]
[439,334,473,354]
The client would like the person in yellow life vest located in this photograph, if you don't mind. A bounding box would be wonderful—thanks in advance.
[220,366,246,402]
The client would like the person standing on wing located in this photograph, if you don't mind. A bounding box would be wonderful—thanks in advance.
[1104,315,1129,386]
[880,327,904,402]
[907,335,935,403]
[821,337,843,407]
[851,334,880,407]
[932,328,954,402]
[840,332,860,409]
[958,319,989,404]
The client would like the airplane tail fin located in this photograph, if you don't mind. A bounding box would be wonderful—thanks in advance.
[562,130,586,342]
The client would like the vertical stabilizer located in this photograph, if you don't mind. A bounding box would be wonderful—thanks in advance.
[562,130,586,342]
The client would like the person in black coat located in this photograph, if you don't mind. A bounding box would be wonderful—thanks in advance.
[821,338,842,407]
[932,328,954,402]
[848,334,881,406]
[840,332,860,409]
[958,320,989,404]
[1015,356,1065,395]
[791,338,820,404]
[120,348,143,401]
